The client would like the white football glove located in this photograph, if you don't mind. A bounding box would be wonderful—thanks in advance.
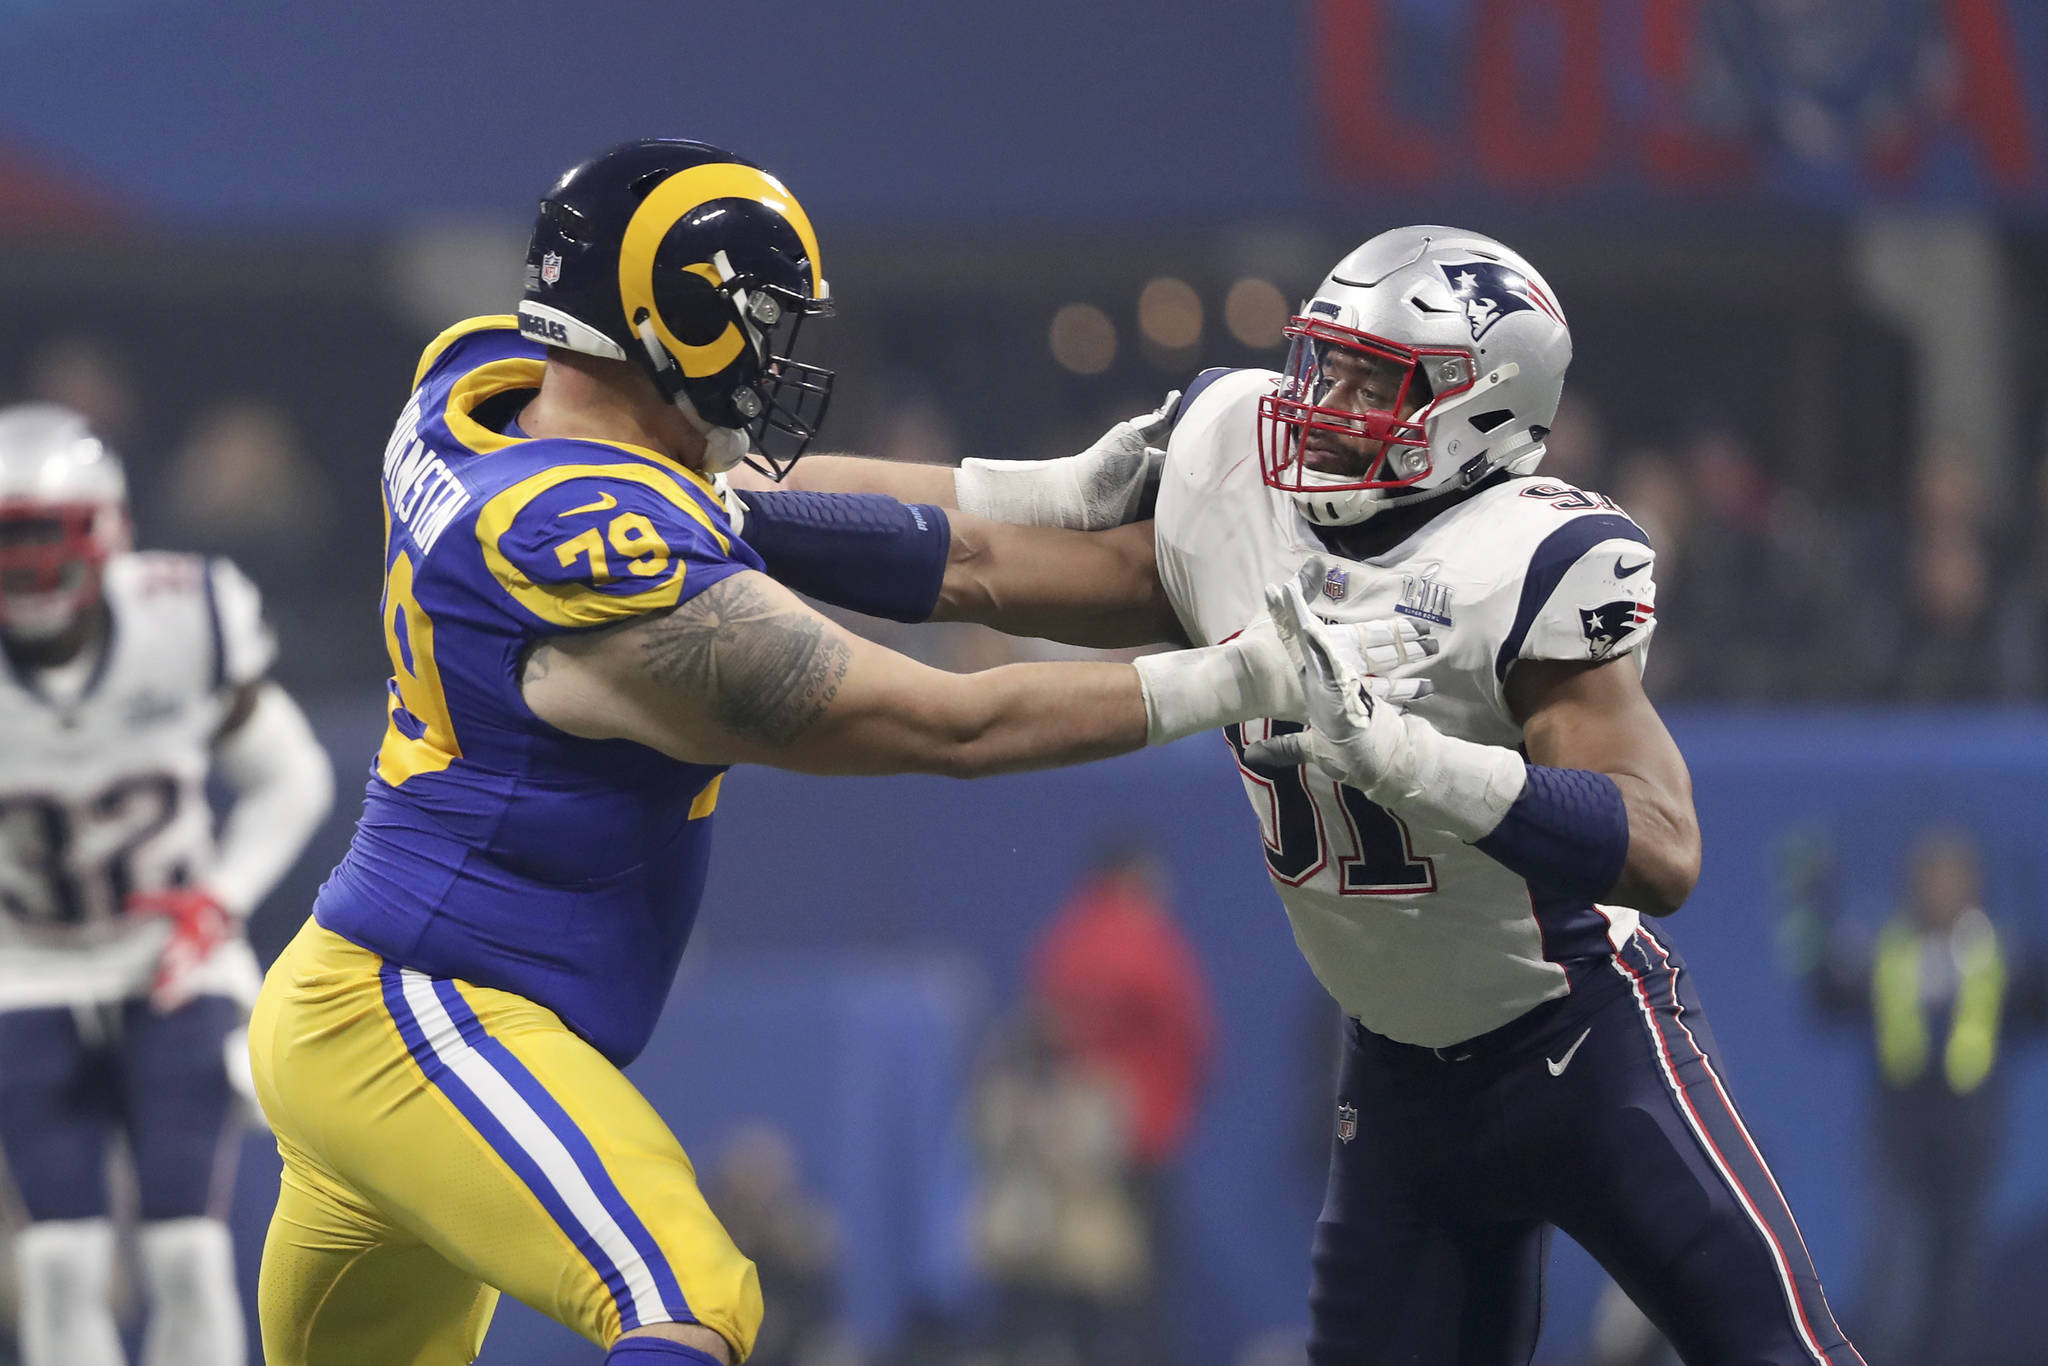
[1230,609,1438,716]
[1133,603,1434,746]
[1240,569,1416,782]
[953,390,1180,530]
[1243,564,1525,841]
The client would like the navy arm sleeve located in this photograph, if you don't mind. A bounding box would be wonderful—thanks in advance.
[738,490,951,623]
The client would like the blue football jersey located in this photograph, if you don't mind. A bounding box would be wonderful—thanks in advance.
[313,316,764,1064]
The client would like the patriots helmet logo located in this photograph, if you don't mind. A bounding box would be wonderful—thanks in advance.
[1441,261,1542,341]
[1580,600,1653,658]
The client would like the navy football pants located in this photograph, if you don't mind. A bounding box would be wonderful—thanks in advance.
[0,995,242,1222]
[1310,928,1863,1366]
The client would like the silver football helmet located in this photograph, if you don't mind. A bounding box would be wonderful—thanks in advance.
[1259,226,1572,526]
[0,403,129,640]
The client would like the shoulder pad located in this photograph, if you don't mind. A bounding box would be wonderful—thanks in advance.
[1177,367,1273,426]
[1492,503,1655,681]
[204,557,277,690]
[473,455,758,629]
[412,315,531,391]
[1172,367,1240,428]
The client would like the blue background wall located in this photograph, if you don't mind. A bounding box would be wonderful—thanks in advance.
[226,705,2048,1363]
[4,0,2045,229]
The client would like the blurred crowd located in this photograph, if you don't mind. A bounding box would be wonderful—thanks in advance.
[11,265,2048,708]
[1535,393,2030,703]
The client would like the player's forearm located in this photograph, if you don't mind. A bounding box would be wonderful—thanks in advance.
[799,631,1292,778]
[761,453,958,506]
[1501,658,1699,915]
[729,492,1184,646]
[207,683,336,914]
[525,571,1301,776]
[1263,708,1700,915]
[803,660,1149,778]
[935,517,1184,648]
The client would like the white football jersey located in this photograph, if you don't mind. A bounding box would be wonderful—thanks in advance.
[1156,370,1658,1048]
[0,552,273,1010]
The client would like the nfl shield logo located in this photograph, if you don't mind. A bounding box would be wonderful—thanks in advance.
[1323,566,1349,602]
[540,251,563,286]
[1335,1102,1358,1143]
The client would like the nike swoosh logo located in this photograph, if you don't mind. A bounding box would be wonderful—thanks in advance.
[1614,556,1651,578]
[561,491,618,517]
[1546,1027,1592,1077]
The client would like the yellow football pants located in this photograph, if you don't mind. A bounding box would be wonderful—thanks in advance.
[248,919,761,1365]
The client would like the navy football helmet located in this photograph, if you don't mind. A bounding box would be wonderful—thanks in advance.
[518,138,833,476]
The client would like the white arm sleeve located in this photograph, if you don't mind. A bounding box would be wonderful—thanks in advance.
[208,682,335,916]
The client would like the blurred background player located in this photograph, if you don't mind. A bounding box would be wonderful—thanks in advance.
[1026,839,1213,1364]
[1782,827,2048,1366]
[0,403,333,1366]
[970,1003,1151,1366]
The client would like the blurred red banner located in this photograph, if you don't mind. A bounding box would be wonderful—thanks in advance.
[1314,0,2036,201]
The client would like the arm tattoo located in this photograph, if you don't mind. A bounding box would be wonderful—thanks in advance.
[637,574,851,746]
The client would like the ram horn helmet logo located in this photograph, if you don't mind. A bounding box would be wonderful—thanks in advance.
[1335,1102,1359,1143]
[540,251,563,286]
[1440,261,1553,341]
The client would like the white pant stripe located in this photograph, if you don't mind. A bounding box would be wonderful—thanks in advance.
[397,970,665,1328]
[1606,946,1830,1365]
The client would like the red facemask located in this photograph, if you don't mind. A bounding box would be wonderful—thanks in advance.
[1257,316,1473,496]
[0,502,116,633]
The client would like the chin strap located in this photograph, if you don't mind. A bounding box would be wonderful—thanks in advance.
[1500,440,1546,478]
[681,411,750,475]
[634,315,752,474]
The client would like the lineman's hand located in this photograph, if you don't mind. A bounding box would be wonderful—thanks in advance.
[954,389,1180,530]
[1230,607,1435,719]
[1241,564,1433,783]
[1136,598,1433,745]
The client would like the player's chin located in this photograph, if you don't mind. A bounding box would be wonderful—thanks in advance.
[1301,442,1375,480]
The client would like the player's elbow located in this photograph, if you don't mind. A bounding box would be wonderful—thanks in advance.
[921,722,1015,780]
[1624,822,1701,917]
[905,690,1041,780]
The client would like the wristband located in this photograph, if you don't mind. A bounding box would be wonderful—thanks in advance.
[1473,765,1631,902]
[1132,625,1297,746]
[1357,715,1527,843]
[737,490,950,623]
